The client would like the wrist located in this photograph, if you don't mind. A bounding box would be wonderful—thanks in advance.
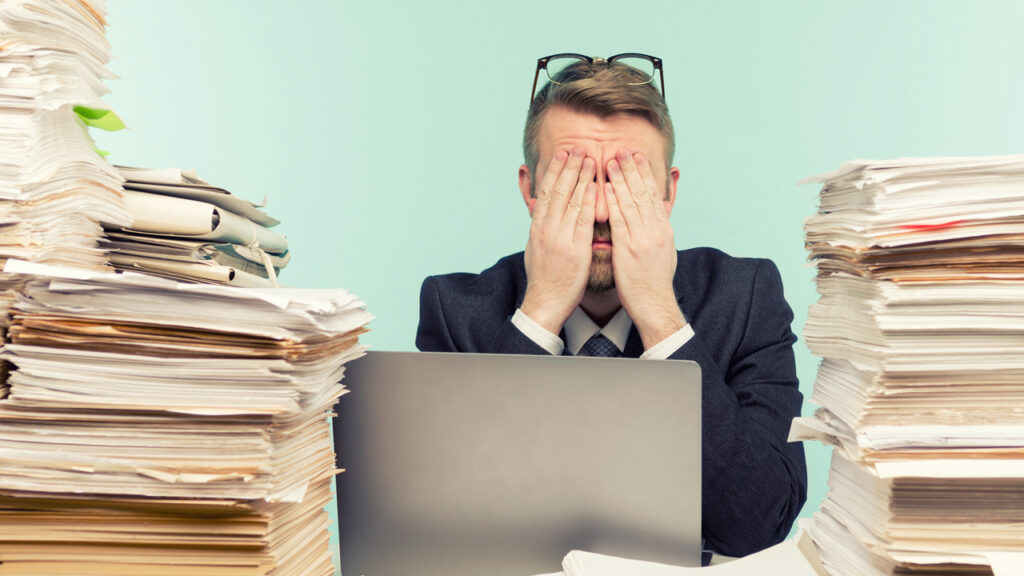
[634,299,687,350]
[520,292,570,335]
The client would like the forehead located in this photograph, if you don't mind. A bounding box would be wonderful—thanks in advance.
[537,106,664,160]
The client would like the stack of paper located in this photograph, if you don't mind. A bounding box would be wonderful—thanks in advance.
[0,260,372,575]
[104,166,290,287]
[0,0,130,323]
[791,155,1024,576]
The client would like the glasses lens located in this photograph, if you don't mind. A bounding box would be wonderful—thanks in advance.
[544,56,591,84]
[609,56,656,85]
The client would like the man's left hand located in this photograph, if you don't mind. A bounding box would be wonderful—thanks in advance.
[604,149,687,350]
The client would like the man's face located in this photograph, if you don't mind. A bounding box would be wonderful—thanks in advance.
[518,106,680,293]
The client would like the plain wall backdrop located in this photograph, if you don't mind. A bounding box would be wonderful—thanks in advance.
[94,0,1024,568]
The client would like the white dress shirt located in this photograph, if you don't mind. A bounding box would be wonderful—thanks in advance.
[511,307,694,359]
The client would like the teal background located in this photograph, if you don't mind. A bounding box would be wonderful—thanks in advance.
[94,0,1024,569]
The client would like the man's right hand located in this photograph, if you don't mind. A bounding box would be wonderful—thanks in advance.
[521,146,597,335]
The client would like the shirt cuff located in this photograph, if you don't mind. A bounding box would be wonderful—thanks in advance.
[511,309,564,356]
[639,323,695,360]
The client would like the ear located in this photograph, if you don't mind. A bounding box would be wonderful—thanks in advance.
[518,164,537,215]
[664,166,680,214]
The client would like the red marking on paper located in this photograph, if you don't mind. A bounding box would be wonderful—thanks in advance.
[899,220,965,231]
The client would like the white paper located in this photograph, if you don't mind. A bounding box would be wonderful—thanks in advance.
[980,552,1024,576]
[559,539,821,576]
[120,189,287,253]
[117,165,280,228]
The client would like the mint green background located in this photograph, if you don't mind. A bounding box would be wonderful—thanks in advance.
[94,0,1024,568]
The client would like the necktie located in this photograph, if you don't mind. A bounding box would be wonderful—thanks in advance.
[578,333,621,357]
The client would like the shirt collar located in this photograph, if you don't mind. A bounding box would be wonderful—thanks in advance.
[564,306,632,355]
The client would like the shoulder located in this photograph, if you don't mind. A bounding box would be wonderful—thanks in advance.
[672,248,796,382]
[418,252,528,352]
[423,252,525,297]
[676,246,774,272]
[421,252,527,317]
[673,247,792,336]
[675,247,783,295]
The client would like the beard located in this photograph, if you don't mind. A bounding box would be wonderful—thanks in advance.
[586,222,615,293]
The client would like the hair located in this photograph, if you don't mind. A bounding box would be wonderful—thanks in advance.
[522,59,675,183]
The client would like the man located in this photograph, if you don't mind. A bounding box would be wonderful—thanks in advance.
[416,55,806,559]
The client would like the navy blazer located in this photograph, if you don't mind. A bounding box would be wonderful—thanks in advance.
[416,248,807,557]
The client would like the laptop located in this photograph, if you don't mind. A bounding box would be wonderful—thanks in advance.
[334,351,702,575]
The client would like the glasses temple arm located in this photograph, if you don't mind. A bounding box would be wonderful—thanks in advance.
[530,67,542,105]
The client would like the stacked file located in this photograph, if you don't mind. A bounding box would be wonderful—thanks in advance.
[792,155,1024,576]
[0,260,372,575]
[0,0,130,322]
[104,166,290,287]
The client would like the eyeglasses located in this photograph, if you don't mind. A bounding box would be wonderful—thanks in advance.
[530,53,665,104]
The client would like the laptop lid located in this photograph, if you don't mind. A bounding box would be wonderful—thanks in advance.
[334,351,702,575]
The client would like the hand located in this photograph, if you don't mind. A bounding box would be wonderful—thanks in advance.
[521,146,598,334]
[604,149,686,349]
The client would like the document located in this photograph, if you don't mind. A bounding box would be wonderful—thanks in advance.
[107,170,289,285]
[0,259,372,573]
[0,3,348,573]
[117,165,281,227]
[120,190,287,252]
[795,154,1024,576]
[532,533,825,576]
[0,0,128,342]
[104,231,290,280]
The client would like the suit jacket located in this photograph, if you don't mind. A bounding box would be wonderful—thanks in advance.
[416,248,807,558]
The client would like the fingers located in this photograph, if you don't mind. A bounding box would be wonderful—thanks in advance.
[611,149,658,225]
[532,149,567,224]
[544,147,586,230]
[574,182,597,244]
[606,155,641,234]
[634,152,669,223]
[604,182,631,245]
[563,156,595,236]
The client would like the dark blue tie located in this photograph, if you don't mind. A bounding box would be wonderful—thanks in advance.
[578,333,621,357]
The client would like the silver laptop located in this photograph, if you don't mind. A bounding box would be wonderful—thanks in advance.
[334,351,702,576]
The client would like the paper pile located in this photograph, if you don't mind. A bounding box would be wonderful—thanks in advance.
[0,260,372,574]
[0,0,130,321]
[792,155,1024,576]
[104,166,290,287]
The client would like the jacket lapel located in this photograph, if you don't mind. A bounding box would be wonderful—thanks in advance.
[623,326,644,358]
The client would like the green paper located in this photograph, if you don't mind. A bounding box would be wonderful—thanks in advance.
[73,106,126,132]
